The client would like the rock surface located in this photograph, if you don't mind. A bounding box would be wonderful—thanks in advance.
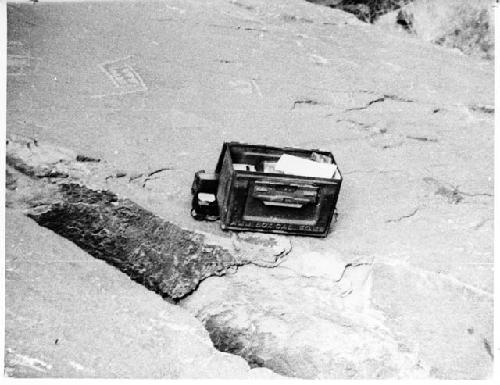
[370,261,494,379]
[181,243,494,379]
[6,0,494,380]
[4,210,280,378]
[180,260,430,379]
[6,137,292,300]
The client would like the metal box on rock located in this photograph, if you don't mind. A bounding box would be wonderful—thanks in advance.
[215,142,342,237]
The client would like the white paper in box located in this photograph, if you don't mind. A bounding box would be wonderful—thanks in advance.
[275,154,338,179]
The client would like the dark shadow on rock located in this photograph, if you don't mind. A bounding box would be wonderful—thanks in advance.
[305,0,408,23]
[27,183,244,300]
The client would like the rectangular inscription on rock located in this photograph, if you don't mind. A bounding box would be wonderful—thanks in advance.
[99,56,147,95]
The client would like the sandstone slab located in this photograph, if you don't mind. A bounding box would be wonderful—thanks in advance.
[6,136,292,300]
[6,0,493,379]
[180,252,430,379]
[4,210,280,378]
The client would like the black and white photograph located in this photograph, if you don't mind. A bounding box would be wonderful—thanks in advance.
[1,0,496,380]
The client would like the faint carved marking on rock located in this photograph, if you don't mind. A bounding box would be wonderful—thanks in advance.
[7,40,24,50]
[97,56,147,97]
[7,41,39,76]
[7,55,38,76]
[8,40,28,57]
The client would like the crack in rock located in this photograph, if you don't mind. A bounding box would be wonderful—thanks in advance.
[180,258,429,379]
[130,167,174,188]
[473,217,493,230]
[406,136,438,143]
[335,119,387,135]
[177,252,429,379]
[381,142,404,149]
[291,98,324,109]
[385,208,419,223]
[469,104,494,114]
[76,155,101,163]
[483,338,494,360]
[343,169,405,176]
[345,94,414,112]
[105,171,128,180]
[423,177,492,204]
[208,23,267,32]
